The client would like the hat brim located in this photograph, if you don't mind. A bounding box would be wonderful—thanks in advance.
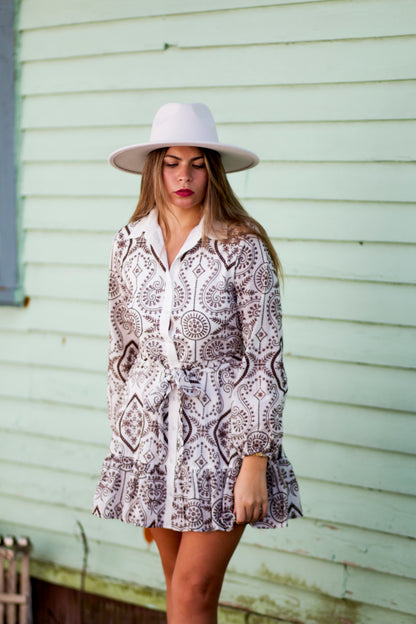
[108,141,259,174]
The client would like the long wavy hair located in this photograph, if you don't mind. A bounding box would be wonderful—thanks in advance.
[129,147,283,280]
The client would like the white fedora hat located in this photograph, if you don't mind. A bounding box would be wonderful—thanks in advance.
[108,102,259,174]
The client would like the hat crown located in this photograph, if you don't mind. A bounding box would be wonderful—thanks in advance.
[150,102,219,145]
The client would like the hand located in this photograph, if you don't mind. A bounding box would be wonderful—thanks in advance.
[233,455,268,524]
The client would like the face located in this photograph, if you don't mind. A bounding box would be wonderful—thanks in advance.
[162,146,208,213]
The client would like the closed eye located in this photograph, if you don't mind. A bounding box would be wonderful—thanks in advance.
[163,162,205,169]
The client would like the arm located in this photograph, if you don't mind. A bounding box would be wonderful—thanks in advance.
[231,235,288,523]
[107,230,139,433]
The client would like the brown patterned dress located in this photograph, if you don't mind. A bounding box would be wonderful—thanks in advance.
[92,208,302,531]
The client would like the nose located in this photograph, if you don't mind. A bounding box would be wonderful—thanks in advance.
[178,164,192,181]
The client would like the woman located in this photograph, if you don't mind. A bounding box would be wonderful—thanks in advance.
[92,102,302,624]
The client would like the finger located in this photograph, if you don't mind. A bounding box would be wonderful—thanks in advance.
[235,505,247,525]
[254,502,267,522]
[246,505,261,524]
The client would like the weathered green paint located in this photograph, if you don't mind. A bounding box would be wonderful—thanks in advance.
[20,556,416,624]
[19,40,416,95]
[21,83,416,128]
[21,122,416,163]
[3,314,416,369]
[0,1,415,623]
[20,160,416,203]
[29,559,167,614]
[1,354,414,414]
[21,229,416,283]
[18,0,416,60]
[20,196,416,244]
[1,425,415,498]
[2,393,415,457]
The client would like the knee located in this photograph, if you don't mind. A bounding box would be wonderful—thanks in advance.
[172,571,222,608]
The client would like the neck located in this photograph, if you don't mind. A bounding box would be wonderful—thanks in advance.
[159,205,202,239]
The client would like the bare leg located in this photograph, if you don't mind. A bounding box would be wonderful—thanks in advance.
[149,528,182,621]
[150,525,245,624]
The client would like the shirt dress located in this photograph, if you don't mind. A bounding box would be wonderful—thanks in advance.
[92,208,302,531]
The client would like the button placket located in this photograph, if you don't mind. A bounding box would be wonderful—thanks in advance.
[158,220,204,527]
[162,259,182,526]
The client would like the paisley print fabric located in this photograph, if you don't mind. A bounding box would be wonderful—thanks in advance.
[92,208,302,531]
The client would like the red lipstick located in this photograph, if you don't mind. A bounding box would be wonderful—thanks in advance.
[175,189,194,197]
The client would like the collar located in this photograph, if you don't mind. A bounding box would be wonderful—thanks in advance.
[126,207,208,260]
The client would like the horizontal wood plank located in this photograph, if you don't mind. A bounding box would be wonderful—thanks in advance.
[21,82,416,128]
[21,120,416,163]
[0,519,376,624]
[344,566,416,614]
[1,462,415,537]
[288,437,416,496]
[22,197,133,234]
[0,430,106,476]
[20,38,416,96]
[21,268,416,327]
[0,496,346,602]
[1,315,415,371]
[23,231,113,270]
[21,161,416,203]
[240,162,416,204]
[283,277,416,327]
[19,1,416,60]
[276,240,416,284]
[0,510,411,608]
[0,297,108,335]
[18,0,324,29]
[22,229,416,283]
[0,398,109,445]
[0,495,150,552]
[0,330,108,372]
[0,362,106,409]
[248,200,416,244]
[285,398,416,455]
[0,461,96,510]
[299,479,416,538]
[2,394,414,456]
[284,317,416,368]
[2,493,416,581]
[24,264,108,302]
[0,519,165,594]
[284,356,416,412]
[0,425,414,496]
[222,570,416,624]
[244,518,416,581]
[21,196,416,244]
[1,352,414,412]
[230,542,345,599]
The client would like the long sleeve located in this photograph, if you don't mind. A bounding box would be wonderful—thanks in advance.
[230,235,288,459]
[107,229,139,433]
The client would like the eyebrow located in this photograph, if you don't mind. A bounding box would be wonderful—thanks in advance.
[164,154,204,161]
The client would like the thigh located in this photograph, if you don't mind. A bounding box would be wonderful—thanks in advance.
[149,528,182,581]
[174,524,245,585]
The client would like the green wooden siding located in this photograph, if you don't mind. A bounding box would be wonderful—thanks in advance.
[0,1,415,622]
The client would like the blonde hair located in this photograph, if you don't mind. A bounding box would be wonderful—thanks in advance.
[129,147,283,281]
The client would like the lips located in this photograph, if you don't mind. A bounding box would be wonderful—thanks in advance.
[175,189,194,197]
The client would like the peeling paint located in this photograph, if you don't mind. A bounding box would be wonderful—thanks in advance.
[258,563,321,595]
[323,524,339,531]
